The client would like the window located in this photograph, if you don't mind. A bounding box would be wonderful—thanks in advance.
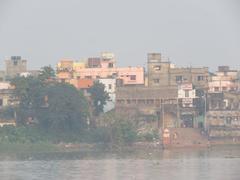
[226,117,232,125]
[214,87,219,92]
[13,60,18,66]
[222,87,227,91]
[176,76,183,82]
[108,84,112,90]
[153,79,160,84]
[108,63,113,68]
[130,75,136,80]
[85,76,92,79]
[0,99,3,106]
[185,90,190,97]
[197,76,204,81]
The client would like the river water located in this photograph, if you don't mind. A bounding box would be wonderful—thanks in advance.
[0,145,240,180]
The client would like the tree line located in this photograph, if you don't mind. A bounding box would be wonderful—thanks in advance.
[1,66,155,146]
[6,66,109,133]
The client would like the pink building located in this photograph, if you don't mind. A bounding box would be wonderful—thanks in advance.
[208,66,238,93]
[56,53,145,87]
[73,67,144,85]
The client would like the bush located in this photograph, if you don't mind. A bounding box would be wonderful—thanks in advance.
[137,129,159,142]
[80,128,111,143]
[0,126,47,144]
[111,121,137,145]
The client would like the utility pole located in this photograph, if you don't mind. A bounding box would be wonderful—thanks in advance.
[177,97,180,128]
[204,93,207,132]
[162,99,165,130]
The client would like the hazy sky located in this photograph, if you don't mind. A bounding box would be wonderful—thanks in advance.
[0,0,239,71]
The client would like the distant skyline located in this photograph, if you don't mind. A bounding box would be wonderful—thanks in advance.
[0,0,239,71]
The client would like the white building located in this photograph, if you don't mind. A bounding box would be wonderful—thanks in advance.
[178,83,196,107]
[98,78,116,112]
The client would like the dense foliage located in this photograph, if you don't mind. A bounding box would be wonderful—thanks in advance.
[10,74,89,133]
[0,67,148,147]
[89,81,109,116]
[38,65,56,81]
[36,83,88,132]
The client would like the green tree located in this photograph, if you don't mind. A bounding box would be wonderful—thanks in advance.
[0,106,15,120]
[10,70,89,132]
[79,90,90,119]
[10,76,44,124]
[36,83,89,132]
[89,81,109,116]
[38,65,55,81]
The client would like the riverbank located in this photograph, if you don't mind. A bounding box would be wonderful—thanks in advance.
[1,140,240,155]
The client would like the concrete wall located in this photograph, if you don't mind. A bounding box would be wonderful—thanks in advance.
[207,110,240,137]
[5,56,27,78]
[208,70,238,93]
[147,53,208,89]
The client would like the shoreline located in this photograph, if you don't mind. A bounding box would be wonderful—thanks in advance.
[1,140,240,154]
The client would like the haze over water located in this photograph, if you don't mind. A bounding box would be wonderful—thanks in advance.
[1,145,240,180]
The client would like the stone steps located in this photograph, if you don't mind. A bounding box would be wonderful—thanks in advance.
[163,128,209,148]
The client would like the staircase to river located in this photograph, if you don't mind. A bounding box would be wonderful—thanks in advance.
[162,128,209,148]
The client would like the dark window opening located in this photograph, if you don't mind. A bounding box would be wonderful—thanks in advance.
[13,60,18,66]
[130,75,136,80]
[85,76,92,79]
[176,76,183,82]
[214,87,220,92]
[197,76,204,81]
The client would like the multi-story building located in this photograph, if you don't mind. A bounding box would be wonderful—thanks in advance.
[147,53,209,90]
[5,56,27,79]
[116,86,179,128]
[56,52,145,112]
[206,92,240,139]
[56,52,145,87]
[0,82,15,109]
[116,53,209,129]
[178,83,196,108]
[208,66,238,93]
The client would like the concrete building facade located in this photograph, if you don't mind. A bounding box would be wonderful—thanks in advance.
[56,52,145,88]
[147,53,209,89]
[178,83,196,108]
[0,82,15,109]
[5,56,27,79]
[206,92,240,138]
[208,66,238,93]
